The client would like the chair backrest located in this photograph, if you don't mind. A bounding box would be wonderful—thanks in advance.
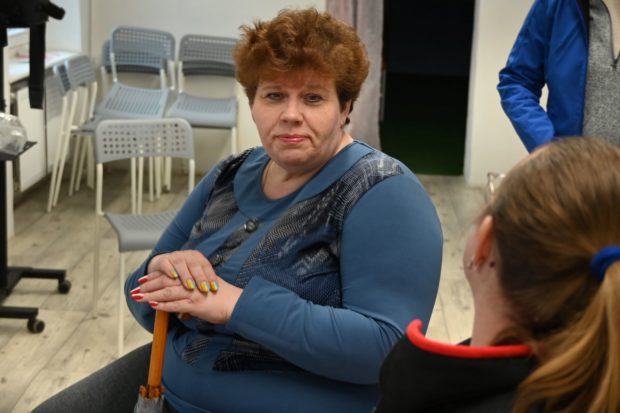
[53,63,72,95]
[51,64,79,132]
[95,118,195,215]
[110,26,176,89]
[178,34,237,77]
[45,73,67,120]
[102,39,164,76]
[95,118,194,163]
[101,40,112,74]
[65,55,97,87]
[64,55,98,123]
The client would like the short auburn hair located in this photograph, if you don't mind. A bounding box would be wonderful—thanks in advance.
[234,8,369,111]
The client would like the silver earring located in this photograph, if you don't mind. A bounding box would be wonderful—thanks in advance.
[466,260,475,271]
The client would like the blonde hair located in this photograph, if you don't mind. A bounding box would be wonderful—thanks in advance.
[488,137,620,413]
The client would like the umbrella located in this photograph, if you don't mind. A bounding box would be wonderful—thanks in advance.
[135,310,170,413]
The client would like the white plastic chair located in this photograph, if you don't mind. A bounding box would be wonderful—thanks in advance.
[93,118,195,357]
[63,55,98,195]
[96,27,174,118]
[166,34,239,163]
[46,67,78,212]
[99,38,170,97]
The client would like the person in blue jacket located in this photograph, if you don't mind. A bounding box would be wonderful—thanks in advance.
[33,8,443,413]
[498,0,620,152]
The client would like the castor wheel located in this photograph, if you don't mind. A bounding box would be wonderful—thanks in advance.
[58,279,72,294]
[27,318,45,333]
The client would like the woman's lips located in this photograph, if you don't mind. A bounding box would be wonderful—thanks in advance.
[276,134,306,143]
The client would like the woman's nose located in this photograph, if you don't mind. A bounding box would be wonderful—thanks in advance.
[281,100,303,123]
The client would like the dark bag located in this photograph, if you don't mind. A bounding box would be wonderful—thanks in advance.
[0,0,65,110]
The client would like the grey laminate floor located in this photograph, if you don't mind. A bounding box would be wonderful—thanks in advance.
[0,171,484,413]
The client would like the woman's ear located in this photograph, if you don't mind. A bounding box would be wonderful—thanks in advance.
[342,100,352,116]
[474,215,494,266]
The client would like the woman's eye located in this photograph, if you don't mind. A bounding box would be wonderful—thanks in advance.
[305,94,323,104]
[265,92,283,101]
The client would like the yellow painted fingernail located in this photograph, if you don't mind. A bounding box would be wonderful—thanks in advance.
[186,279,195,290]
[209,281,219,292]
[199,281,209,293]
[170,270,179,279]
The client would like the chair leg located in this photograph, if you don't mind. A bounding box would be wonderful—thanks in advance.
[47,123,66,213]
[47,158,59,213]
[138,157,144,215]
[155,157,162,200]
[86,139,95,189]
[93,214,100,311]
[52,130,72,207]
[118,252,125,358]
[148,157,154,203]
[74,135,89,192]
[68,134,81,196]
[164,157,171,192]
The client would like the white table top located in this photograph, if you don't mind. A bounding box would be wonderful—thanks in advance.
[8,50,80,84]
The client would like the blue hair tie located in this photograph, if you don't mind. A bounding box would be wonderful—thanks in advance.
[590,246,620,282]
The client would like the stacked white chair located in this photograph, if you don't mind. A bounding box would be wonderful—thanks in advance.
[46,66,78,212]
[64,55,98,195]
[96,27,176,202]
[166,34,239,158]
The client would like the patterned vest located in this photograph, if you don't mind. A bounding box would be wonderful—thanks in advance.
[181,147,403,371]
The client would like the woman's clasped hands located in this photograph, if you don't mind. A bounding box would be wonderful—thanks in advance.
[130,250,242,324]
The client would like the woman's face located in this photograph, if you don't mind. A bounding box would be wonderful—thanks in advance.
[251,71,351,175]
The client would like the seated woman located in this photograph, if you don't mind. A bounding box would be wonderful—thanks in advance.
[33,8,442,413]
[376,137,620,412]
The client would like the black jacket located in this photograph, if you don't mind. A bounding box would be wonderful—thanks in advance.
[376,320,534,413]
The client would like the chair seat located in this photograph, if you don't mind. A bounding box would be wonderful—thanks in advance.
[96,83,170,119]
[76,116,106,135]
[166,93,236,128]
[105,210,177,252]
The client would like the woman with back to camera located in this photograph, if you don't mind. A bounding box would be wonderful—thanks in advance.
[376,137,620,413]
[33,7,443,413]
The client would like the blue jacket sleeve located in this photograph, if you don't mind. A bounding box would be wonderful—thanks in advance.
[497,0,555,152]
[124,170,217,333]
[226,172,443,384]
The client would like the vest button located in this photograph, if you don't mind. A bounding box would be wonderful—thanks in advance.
[244,219,258,233]
[228,239,242,248]
[211,254,223,266]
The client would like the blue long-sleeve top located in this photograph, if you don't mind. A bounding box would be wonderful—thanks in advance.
[125,141,443,413]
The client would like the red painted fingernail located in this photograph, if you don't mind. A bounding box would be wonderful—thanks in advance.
[130,287,141,294]
[149,301,158,308]
[138,276,149,284]
[131,293,144,300]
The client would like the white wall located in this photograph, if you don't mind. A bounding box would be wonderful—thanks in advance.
[89,0,325,173]
[47,0,90,53]
[89,0,324,50]
[464,0,535,185]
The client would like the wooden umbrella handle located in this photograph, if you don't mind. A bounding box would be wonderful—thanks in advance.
[147,310,170,388]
